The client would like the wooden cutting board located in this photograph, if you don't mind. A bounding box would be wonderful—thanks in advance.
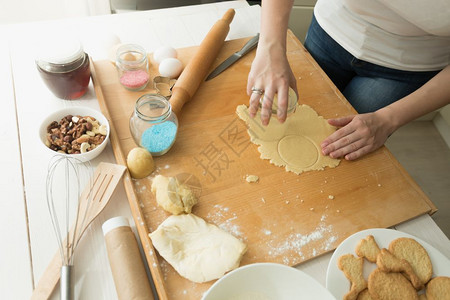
[91,31,436,300]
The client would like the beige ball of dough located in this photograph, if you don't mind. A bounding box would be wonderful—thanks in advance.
[108,43,123,64]
[126,147,155,179]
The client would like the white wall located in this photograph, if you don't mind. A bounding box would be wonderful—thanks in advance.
[288,0,316,43]
[0,0,111,24]
[434,105,450,148]
[440,105,450,125]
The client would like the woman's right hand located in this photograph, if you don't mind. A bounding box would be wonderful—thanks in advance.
[247,40,297,126]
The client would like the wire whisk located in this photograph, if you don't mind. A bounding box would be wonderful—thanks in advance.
[46,155,93,300]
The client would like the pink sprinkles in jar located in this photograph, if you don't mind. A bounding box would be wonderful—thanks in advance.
[120,70,149,89]
[116,44,150,91]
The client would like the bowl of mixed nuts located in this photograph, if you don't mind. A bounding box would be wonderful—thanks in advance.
[39,106,110,162]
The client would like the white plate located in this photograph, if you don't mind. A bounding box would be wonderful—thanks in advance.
[326,228,450,299]
[203,262,336,300]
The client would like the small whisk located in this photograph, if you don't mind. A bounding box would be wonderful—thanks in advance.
[46,155,93,300]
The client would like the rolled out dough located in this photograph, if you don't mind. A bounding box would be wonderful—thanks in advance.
[236,104,340,174]
[149,214,247,283]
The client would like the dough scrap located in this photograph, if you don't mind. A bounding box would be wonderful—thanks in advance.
[151,175,198,215]
[236,104,340,174]
[126,147,155,179]
[149,214,247,283]
[245,174,259,183]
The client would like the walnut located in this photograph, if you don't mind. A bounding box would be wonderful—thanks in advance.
[47,121,59,132]
[45,114,106,155]
[89,135,106,145]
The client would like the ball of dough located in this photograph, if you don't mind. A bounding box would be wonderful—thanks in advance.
[151,175,198,215]
[126,147,155,179]
[108,43,124,64]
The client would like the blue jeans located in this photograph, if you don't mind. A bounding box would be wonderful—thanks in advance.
[304,15,440,113]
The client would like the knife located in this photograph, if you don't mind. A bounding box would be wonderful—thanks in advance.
[205,33,259,81]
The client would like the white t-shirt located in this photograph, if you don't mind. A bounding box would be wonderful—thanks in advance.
[314,0,450,71]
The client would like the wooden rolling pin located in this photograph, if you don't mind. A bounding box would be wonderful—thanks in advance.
[170,8,235,117]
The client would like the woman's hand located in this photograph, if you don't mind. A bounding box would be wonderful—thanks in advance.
[321,112,395,160]
[247,42,297,126]
[321,65,450,161]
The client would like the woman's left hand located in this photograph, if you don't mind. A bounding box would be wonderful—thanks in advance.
[320,112,395,160]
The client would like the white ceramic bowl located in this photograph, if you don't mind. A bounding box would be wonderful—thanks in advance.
[39,106,110,162]
[202,263,336,300]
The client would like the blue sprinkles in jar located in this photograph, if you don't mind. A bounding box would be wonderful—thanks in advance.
[141,121,177,154]
[129,94,178,156]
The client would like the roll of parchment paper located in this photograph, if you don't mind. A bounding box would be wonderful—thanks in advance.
[103,217,154,300]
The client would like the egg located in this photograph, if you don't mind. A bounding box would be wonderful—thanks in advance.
[82,33,121,61]
[159,58,183,79]
[153,46,177,63]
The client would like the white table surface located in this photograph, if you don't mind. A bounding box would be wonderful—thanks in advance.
[1,1,449,299]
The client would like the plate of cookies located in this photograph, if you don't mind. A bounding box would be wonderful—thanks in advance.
[326,228,450,300]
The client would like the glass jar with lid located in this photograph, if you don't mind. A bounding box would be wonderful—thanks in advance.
[116,44,149,91]
[129,94,178,156]
[36,38,91,100]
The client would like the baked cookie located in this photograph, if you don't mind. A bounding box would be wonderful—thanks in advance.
[356,289,373,300]
[389,238,432,286]
[418,293,427,300]
[426,276,450,300]
[368,268,419,300]
[338,254,368,300]
[376,248,423,290]
[356,235,381,263]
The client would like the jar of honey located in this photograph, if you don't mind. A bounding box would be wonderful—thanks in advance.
[129,94,178,156]
[36,39,91,100]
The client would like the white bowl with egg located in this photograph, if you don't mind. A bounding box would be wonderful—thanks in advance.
[39,106,110,162]
[202,263,335,300]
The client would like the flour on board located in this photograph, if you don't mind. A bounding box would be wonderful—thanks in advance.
[266,214,338,265]
[206,204,244,239]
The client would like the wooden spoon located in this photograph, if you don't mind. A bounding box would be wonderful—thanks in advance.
[31,162,126,300]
